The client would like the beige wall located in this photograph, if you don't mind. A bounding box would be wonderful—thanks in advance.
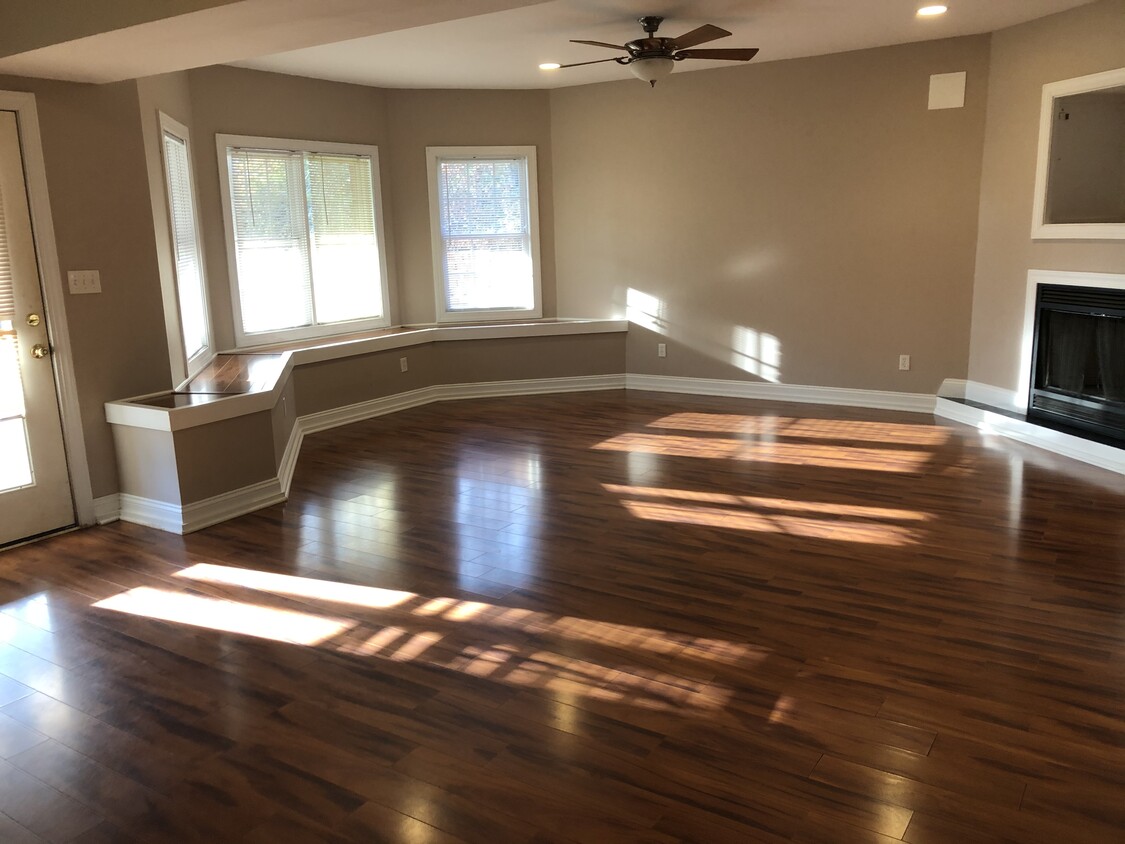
[384,88,556,324]
[293,334,624,417]
[185,69,558,338]
[0,0,243,58]
[186,66,394,348]
[294,345,438,417]
[0,74,171,499]
[173,410,277,502]
[10,4,1123,512]
[968,0,1125,393]
[551,37,991,394]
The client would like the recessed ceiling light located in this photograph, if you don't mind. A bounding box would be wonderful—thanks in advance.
[917,4,948,15]
[538,62,561,71]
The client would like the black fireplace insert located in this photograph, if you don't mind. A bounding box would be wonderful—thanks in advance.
[1028,284,1125,444]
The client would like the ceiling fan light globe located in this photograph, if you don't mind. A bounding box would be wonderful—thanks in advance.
[629,56,675,85]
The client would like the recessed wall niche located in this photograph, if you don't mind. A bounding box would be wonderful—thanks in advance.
[1031,67,1125,240]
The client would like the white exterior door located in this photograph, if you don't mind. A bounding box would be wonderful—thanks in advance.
[0,109,73,545]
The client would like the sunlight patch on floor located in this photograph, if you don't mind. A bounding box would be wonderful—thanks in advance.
[93,587,355,646]
[648,413,951,446]
[94,564,757,716]
[594,431,931,472]
[620,499,918,545]
[603,484,928,521]
[175,563,415,609]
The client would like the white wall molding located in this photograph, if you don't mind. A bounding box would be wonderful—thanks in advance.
[935,397,1125,476]
[937,378,968,400]
[625,374,936,413]
[93,494,121,525]
[965,381,1021,411]
[299,384,442,436]
[118,494,184,533]
[180,477,286,534]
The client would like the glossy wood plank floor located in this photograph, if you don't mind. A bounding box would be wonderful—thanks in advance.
[1,390,1124,843]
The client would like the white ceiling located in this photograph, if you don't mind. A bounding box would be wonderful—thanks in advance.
[0,0,1095,88]
[233,0,1096,89]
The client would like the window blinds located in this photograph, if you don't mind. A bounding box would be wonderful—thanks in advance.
[437,157,534,312]
[305,153,382,324]
[162,131,209,361]
[227,148,313,334]
[226,148,381,336]
[0,178,27,425]
[0,180,15,324]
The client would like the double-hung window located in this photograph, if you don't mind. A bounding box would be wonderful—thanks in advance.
[427,146,542,322]
[217,135,391,346]
[158,113,212,381]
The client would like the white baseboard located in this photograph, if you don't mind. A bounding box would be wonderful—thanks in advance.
[935,397,1125,476]
[937,378,968,399]
[93,494,121,524]
[180,477,287,534]
[118,494,183,533]
[965,380,1022,411]
[300,374,626,436]
[625,374,936,413]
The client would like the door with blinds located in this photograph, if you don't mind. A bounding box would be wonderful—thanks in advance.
[0,109,73,545]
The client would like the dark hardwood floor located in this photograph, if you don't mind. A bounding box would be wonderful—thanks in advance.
[1,390,1123,843]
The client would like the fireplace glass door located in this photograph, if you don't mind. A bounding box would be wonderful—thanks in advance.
[1029,285,1125,443]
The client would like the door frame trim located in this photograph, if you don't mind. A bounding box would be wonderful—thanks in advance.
[1,90,94,526]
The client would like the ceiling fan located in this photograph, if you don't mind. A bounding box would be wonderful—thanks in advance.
[556,15,759,87]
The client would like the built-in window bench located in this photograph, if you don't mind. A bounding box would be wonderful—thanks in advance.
[105,320,627,533]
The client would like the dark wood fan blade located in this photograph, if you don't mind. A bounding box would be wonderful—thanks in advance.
[670,24,731,50]
[558,57,626,68]
[676,47,759,61]
[569,39,629,51]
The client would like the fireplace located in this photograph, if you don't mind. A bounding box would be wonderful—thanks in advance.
[1028,284,1125,444]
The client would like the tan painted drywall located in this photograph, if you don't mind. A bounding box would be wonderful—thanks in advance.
[436,334,623,383]
[968,0,1125,394]
[294,345,439,417]
[550,37,991,394]
[185,65,395,348]
[384,88,556,324]
[173,409,276,502]
[185,69,557,340]
[112,425,181,504]
[0,75,171,499]
[0,0,243,58]
[291,333,622,418]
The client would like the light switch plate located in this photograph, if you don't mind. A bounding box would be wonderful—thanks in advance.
[67,270,101,294]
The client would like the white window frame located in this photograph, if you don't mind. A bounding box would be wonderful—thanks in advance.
[158,112,213,382]
[426,146,542,323]
[216,133,392,348]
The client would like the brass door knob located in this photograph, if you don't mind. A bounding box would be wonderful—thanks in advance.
[31,343,50,359]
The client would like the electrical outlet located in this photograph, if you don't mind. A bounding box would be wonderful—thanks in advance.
[657,343,667,358]
[400,356,408,372]
[67,269,101,294]
[899,354,911,371]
